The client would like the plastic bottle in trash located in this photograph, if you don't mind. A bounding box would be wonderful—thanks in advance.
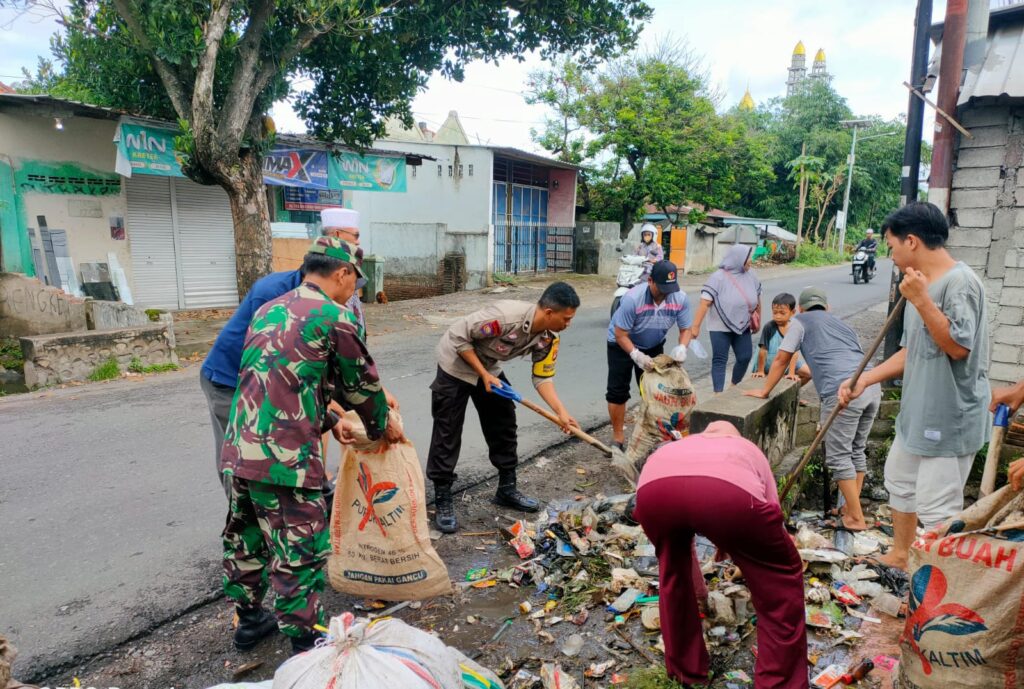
[689,339,708,359]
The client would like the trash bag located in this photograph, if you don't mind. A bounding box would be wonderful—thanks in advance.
[328,410,452,601]
[897,485,1024,689]
[272,613,504,689]
[619,355,697,481]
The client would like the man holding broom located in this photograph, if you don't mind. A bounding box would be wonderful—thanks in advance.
[427,282,582,533]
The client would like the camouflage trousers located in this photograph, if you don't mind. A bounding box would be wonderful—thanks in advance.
[222,477,329,638]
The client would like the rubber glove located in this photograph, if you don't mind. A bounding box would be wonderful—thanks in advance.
[670,344,688,363]
[629,348,654,371]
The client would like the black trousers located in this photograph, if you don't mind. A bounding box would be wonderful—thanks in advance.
[605,340,665,405]
[426,367,518,484]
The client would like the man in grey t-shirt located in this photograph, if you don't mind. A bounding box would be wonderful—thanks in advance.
[839,202,989,571]
[746,287,881,531]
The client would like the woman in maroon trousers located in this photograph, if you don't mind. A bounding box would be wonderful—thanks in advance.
[633,421,808,688]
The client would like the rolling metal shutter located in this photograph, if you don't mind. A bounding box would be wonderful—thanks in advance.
[173,179,239,308]
[126,176,180,310]
[126,176,238,309]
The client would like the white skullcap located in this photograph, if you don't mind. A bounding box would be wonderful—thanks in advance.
[321,207,359,228]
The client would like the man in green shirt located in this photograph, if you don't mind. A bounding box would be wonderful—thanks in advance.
[840,202,989,571]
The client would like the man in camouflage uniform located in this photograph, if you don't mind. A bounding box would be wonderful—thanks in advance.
[220,236,404,654]
[428,282,582,533]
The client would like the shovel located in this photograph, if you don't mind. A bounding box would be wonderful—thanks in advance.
[981,403,1011,497]
[491,382,613,457]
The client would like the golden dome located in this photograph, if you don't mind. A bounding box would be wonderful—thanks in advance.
[793,41,806,56]
[739,88,755,111]
[814,48,826,63]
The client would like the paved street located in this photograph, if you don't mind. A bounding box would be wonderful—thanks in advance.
[0,260,892,677]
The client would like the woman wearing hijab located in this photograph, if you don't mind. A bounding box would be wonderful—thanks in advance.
[690,245,762,392]
[633,421,808,689]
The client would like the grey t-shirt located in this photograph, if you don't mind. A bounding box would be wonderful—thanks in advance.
[898,261,990,457]
[779,311,865,399]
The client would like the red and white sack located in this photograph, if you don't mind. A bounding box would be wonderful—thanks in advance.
[897,485,1024,688]
[622,355,697,476]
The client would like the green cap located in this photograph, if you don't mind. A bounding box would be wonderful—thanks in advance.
[799,287,828,310]
[307,236,365,280]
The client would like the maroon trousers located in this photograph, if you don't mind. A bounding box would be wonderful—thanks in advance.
[635,476,808,688]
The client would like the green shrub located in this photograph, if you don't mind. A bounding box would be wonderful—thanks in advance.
[0,337,24,371]
[88,357,121,382]
[792,243,847,267]
[128,356,178,374]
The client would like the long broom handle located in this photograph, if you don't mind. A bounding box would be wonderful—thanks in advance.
[780,297,907,506]
[518,398,615,457]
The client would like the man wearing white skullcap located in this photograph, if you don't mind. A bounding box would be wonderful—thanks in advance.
[320,207,366,331]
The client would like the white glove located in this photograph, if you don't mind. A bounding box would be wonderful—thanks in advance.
[630,348,654,371]
[670,345,688,363]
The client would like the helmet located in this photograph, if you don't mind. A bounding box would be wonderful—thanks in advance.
[640,223,656,239]
[866,228,874,235]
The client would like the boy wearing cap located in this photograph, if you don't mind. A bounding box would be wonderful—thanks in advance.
[746,287,881,531]
[220,237,404,654]
[606,260,693,449]
[839,202,989,570]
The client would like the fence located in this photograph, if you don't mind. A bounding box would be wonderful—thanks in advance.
[493,222,575,276]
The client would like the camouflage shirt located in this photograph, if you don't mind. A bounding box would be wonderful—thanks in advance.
[221,282,389,489]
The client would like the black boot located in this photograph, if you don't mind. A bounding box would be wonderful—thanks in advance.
[289,630,322,655]
[493,468,540,512]
[433,482,458,534]
[233,605,278,651]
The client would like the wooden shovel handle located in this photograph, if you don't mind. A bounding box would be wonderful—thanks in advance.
[518,398,614,457]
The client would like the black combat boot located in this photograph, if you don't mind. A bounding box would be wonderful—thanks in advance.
[289,630,322,655]
[233,604,278,651]
[493,468,540,512]
[433,482,458,533]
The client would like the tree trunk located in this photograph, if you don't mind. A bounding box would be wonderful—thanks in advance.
[223,151,273,298]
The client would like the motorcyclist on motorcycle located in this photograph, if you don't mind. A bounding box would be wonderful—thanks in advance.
[855,228,878,273]
[636,223,664,277]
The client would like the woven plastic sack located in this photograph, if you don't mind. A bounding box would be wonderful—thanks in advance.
[897,485,1024,688]
[623,355,697,475]
[328,410,451,600]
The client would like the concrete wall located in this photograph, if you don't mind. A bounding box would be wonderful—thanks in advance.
[0,111,129,283]
[689,378,800,471]
[357,143,493,231]
[947,103,1024,386]
[85,298,156,331]
[0,272,86,336]
[21,322,177,388]
[685,226,719,274]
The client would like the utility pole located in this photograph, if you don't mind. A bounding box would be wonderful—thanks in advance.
[796,142,807,246]
[837,119,874,252]
[886,0,933,362]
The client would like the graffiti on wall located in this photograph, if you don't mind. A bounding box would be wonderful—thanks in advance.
[15,160,121,196]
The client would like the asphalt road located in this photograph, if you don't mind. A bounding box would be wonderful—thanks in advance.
[0,259,892,678]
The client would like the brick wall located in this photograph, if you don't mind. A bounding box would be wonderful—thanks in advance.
[948,103,1024,386]
[381,252,468,302]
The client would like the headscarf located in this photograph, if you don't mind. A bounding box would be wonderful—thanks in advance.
[701,244,760,333]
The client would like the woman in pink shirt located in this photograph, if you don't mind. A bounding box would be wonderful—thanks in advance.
[633,422,807,689]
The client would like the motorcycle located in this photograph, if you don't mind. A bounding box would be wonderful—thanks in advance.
[851,249,875,284]
[612,254,646,317]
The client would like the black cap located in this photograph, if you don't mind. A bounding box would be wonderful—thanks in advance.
[650,260,680,294]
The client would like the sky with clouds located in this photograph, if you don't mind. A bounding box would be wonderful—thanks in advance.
[0,1,949,151]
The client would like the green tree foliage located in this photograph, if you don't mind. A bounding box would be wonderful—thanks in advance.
[528,42,774,236]
[20,0,651,293]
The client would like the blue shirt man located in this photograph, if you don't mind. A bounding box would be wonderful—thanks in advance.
[605,260,693,447]
[200,270,304,494]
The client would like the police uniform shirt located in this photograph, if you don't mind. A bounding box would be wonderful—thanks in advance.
[435,300,559,389]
